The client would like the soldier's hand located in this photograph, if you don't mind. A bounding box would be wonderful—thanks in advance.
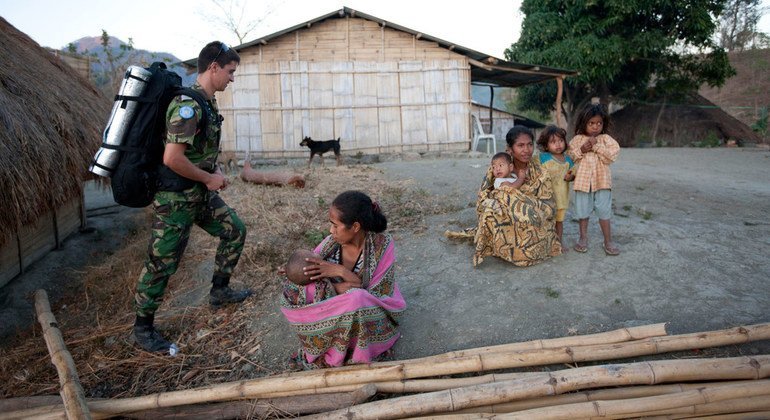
[206,173,227,191]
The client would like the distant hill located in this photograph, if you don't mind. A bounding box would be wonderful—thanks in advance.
[63,36,196,87]
[699,48,769,142]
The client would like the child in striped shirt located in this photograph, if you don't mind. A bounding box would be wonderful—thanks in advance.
[567,103,621,256]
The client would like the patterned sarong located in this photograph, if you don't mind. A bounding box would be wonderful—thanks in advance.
[447,160,561,267]
[280,232,405,368]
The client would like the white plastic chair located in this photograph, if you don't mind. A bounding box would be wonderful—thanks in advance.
[471,114,496,155]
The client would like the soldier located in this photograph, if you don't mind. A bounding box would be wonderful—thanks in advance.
[133,41,252,352]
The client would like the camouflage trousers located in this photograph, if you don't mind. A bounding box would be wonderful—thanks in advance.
[135,192,247,317]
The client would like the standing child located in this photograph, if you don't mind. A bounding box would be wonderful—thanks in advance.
[567,103,621,256]
[537,126,575,252]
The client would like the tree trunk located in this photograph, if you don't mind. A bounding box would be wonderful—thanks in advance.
[240,161,305,188]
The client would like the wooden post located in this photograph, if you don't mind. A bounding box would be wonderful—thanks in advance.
[34,290,92,420]
[488,86,494,138]
[555,76,564,128]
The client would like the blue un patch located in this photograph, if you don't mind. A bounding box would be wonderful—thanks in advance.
[178,106,195,119]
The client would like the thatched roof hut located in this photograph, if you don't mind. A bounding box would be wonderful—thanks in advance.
[0,17,109,285]
[610,93,762,147]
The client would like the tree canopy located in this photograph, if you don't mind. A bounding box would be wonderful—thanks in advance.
[505,0,736,125]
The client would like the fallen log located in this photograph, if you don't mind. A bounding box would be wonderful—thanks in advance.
[7,323,769,419]
[122,384,376,419]
[301,355,770,420]
[34,289,91,420]
[240,161,305,188]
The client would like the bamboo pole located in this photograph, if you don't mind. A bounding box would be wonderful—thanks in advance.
[386,323,668,365]
[448,380,760,415]
[261,372,543,398]
[1,365,405,420]
[615,396,770,418]
[122,384,377,419]
[33,290,91,420]
[301,356,770,420]
[6,323,767,419]
[397,323,770,379]
[497,380,770,419]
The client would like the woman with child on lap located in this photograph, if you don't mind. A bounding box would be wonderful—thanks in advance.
[448,126,561,267]
[279,190,405,369]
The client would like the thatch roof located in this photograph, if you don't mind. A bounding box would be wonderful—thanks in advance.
[0,17,110,246]
[611,93,763,147]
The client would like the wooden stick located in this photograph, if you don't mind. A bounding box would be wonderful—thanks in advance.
[301,356,770,420]
[497,380,770,419]
[6,323,768,419]
[122,384,377,419]
[33,290,92,420]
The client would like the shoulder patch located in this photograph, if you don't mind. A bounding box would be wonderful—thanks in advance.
[178,106,195,119]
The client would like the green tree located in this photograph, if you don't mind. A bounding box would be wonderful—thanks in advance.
[505,0,736,127]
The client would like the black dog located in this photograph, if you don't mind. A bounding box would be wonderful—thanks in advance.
[299,136,342,167]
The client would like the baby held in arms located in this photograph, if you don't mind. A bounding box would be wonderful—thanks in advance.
[285,249,321,286]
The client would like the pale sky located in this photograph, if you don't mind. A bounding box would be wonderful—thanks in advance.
[0,0,523,60]
[2,0,768,61]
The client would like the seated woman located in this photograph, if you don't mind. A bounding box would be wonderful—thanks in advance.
[448,126,561,267]
[280,191,405,369]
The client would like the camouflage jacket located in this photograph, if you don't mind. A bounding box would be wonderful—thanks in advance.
[159,83,223,202]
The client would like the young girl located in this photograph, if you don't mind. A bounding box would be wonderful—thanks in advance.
[567,103,621,256]
[537,126,575,252]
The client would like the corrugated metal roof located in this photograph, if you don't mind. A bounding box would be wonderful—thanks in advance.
[185,7,577,88]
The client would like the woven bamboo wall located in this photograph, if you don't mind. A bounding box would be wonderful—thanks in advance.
[216,17,472,157]
[0,194,84,288]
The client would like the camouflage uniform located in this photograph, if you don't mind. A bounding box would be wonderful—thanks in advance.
[134,83,247,317]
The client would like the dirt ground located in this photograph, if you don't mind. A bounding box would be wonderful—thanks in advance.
[2,147,770,378]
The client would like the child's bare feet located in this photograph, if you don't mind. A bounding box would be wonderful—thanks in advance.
[573,239,588,253]
[561,245,570,253]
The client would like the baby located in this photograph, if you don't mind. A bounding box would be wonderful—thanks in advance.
[490,152,518,189]
[285,249,321,286]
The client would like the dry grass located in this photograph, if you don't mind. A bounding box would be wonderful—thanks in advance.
[0,164,453,400]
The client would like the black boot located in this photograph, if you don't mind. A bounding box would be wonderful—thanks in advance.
[133,315,172,353]
[209,275,253,308]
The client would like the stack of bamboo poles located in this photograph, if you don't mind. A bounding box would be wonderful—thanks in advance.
[4,294,770,419]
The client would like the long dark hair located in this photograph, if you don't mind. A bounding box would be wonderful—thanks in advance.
[332,190,387,233]
[575,103,610,136]
[537,125,568,152]
[505,126,534,148]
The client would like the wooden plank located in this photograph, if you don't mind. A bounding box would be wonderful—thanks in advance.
[18,211,56,274]
[0,234,21,288]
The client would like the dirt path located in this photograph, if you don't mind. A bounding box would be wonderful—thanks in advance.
[376,147,770,358]
[3,148,770,370]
